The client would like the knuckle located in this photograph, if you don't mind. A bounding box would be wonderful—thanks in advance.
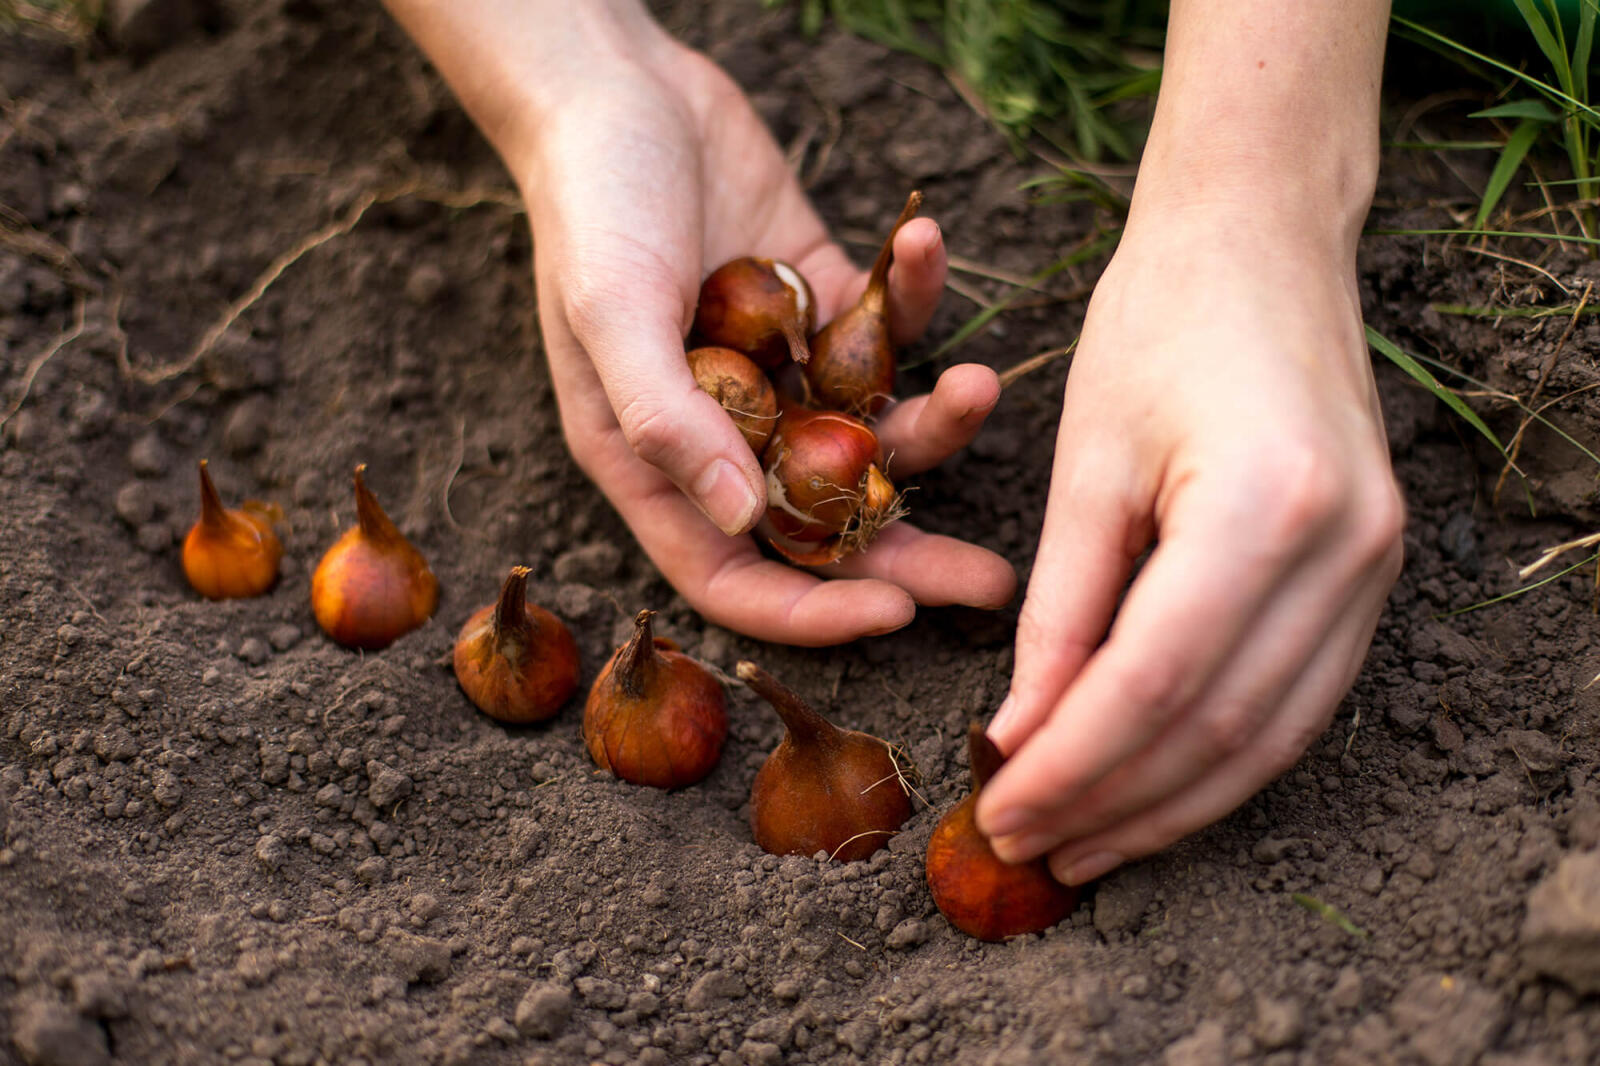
[1109,656,1185,726]
[1195,701,1263,761]
[1257,444,1343,540]
[1353,480,1407,571]
[616,397,681,470]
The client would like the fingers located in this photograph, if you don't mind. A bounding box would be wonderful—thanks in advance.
[874,363,1000,476]
[976,472,1318,846]
[1044,592,1385,885]
[987,438,1148,755]
[561,272,765,537]
[798,216,947,343]
[824,521,1016,609]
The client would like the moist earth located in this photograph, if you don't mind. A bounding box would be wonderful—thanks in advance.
[3,3,1600,1064]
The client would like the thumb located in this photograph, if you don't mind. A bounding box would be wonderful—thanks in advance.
[561,271,765,536]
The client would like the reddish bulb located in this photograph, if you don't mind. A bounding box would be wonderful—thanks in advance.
[925,724,1079,941]
[584,610,728,789]
[692,257,815,370]
[804,191,922,416]
[760,405,903,565]
[310,465,438,650]
[687,345,779,454]
[454,566,580,724]
[741,661,912,862]
[181,459,282,599]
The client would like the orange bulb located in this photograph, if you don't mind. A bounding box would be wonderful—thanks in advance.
[925,724,1078,941]
[181,459,282,599]
[454,566,580,724]
[310,465,438,650]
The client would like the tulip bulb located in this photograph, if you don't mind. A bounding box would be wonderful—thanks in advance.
[310,465,438,650]
[454,566,579,724]
[585,610,728,789]
[692,257,815,370]
[760,406,904,565]
[804,191,922,416]
[740,661,912,862]
[182,459,282,599]
[687,346,779,454]
[925,724,1078,941]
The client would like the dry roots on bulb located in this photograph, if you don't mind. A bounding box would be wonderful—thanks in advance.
[584,610,728,789]
[453,566,579,724]
[760,405,905,565]
[182,459,283,599]
[925,724,1078,941]
[687,346,779,454]
[804,190,922,416]
[310,464,438,650]
[691,257,815,370]
[740,660,912,862]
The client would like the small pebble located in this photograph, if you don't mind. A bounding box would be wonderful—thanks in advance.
[238,637,271,665]
[267,624,301,652]
[135,523,173,553]
[127,433,170,477]
[222,396,272,457]
[114,482,158,527]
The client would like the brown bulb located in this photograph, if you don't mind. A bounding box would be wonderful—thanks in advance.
[925,724,1078,941]
[692,257,815,370]
[454,566,580,724]
[182,459,282,599]
[760,406,904,566]
[687,346,779,454]
[804,191,922,416]
[585,610,728,789]
[741,661,912,862]
[310,465,438,650]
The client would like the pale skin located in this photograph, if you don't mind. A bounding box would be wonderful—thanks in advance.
[382,0,1404,883]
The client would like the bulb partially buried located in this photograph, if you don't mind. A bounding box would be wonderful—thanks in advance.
[692,257,815,370]
[803,191,922,416]
[584,610,728,789]
[687,345,779,455]
[741,660,912,862]
[182,459,282,599]
[760,405,904,565]
[310,465,438,650]
[454,566,580,724]
[925,724,1078,941]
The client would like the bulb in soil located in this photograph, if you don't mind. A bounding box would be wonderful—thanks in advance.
[310,464,438,650]
[740,660,912,862]
[692,257,815,370]
[453,566,580,724]
[584,610,728,789]
[687,346,779,454]
[804,191,922,416]
[182,459,282,599]
[760,405,904,565]
[925,724,1079,941]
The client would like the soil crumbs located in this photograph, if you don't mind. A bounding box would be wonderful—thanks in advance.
[4,3,1600,1065]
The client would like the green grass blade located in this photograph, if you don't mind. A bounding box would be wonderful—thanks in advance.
[1476,119,1548,228]
[1435,552,1598,618]
[1290,894,1369,940]
[1368,226,1600,245]
[1510,0,1572,89]
[1366,326,1511,456]
[1432,301,1600,318]
[1469,100,1563,121]
[1392,15,1600,123]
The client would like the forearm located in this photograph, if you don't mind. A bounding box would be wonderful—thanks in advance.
[1132,0,1391,249]
[379,0,677,168]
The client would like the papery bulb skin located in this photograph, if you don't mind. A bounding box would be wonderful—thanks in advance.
[182,459,283,599]
[925,724,1078,941]
[692,257,815,370]
[584,610,728,789]
[804,191,921,416]
[687,346,779,454]
[310,465,438,650]
[741,661,912,862]
[454,566,579,724]
[760,407,904,565]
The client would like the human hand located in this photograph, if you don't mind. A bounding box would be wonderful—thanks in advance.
[511,30,1014,644]
[975,205,1405,884]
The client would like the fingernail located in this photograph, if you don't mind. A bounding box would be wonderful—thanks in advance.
[979,802,1034,840]
[992,831,1054,864]
[693,460,760,536]
[989,695,1017,735]
[1058,850,1124,886]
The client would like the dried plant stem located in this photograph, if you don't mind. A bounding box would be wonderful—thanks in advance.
[1,295,87,429]
[998,338,1077,389]
[1494,282,1593,505]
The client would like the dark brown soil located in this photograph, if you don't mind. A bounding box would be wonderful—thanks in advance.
[3,4,1600,1065]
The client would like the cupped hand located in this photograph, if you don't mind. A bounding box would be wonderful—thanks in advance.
[974,207,1405,884]
[517,38,1013,644]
